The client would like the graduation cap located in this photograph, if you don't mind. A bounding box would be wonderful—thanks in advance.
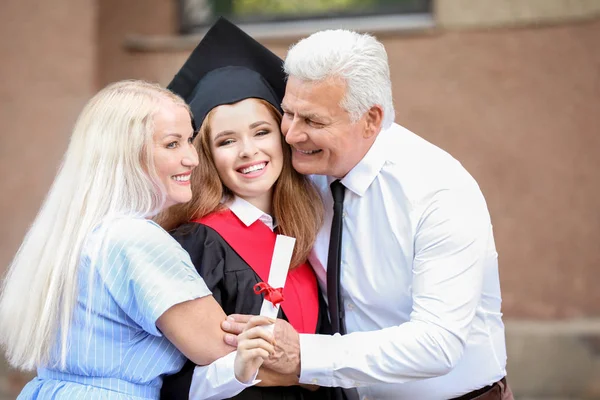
[168,17,286,130]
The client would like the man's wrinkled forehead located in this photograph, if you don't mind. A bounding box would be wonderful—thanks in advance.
[282,76,346,117]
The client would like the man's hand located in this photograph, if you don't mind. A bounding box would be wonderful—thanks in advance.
[256,367,299,387]
[222,314,301,376]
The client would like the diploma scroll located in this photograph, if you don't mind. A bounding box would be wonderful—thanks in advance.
[258,234,295,333]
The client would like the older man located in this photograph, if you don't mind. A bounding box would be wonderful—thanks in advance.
[224,29,512,400]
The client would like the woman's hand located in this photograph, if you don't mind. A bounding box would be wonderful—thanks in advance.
[234,316,276,383]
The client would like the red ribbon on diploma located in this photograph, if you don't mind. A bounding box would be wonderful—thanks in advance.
[254,282,285,306]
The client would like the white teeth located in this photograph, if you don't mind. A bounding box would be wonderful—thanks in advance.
[240,163,266,174]
[172,174,190,182]
[297,148,321,155]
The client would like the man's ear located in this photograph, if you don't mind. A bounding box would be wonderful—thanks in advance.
[363,105,384,139]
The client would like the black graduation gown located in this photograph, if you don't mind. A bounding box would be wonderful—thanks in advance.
[160,210,334,400]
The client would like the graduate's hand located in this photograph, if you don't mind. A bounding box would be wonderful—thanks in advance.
[224,314,301,376]
[222,314,251,347]
[234,316,276,383]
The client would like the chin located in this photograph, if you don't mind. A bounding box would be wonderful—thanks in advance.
[179,196,193,205]
[291,161,316,175]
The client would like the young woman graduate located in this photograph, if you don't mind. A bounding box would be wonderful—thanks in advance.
[159,18,334,400]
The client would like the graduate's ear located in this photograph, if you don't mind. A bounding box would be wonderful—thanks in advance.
[363,105,383,139]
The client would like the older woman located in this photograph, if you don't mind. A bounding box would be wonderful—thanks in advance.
[0,80,274,399]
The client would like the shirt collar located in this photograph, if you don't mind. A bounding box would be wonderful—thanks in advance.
[337,125,392,197]
[228,196,276,231]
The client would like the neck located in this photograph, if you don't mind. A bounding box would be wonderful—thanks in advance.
[240,190,273,216]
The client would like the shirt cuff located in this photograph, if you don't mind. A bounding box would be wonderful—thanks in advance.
[189,352,260,400]
[298,333,337,386]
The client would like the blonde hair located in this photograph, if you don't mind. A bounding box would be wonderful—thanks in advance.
[0,80,190,370]
[159,99,323,268]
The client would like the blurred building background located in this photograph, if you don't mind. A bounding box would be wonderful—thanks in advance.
[1,0,599,398]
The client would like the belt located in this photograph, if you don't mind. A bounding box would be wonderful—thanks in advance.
[450,377,507,400]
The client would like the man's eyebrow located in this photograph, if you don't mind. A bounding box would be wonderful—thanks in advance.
[280,105,324,121]
[302,113,323,121]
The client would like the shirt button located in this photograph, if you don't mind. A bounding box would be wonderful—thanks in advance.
[342,211,347,218]
[347,302,354,311]
[311,378,318,384]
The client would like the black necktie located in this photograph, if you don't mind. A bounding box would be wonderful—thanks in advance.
[327,180,359,400]
[327,179,346,334]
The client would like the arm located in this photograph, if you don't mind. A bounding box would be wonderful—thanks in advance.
[186,316,276,400]
[159,223,234,365]
[297,184,492,387]
[224,184,492,387]
[157,296,233,365]
[100,220,256,399]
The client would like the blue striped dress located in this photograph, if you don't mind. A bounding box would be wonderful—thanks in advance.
[18,217,212,399]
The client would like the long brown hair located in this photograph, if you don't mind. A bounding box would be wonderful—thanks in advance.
[159,99,323,268]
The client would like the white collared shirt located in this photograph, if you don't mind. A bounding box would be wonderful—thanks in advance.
[228,196,276,231]
[299,123,507,400]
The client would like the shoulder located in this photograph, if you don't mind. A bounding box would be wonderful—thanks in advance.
[89,217,185,263]
[89,217,204,289]
[379,124,483,204]
[383,124,465,176]
[103,217,172,243]
[170,221,228,245]
[170,221,233,256]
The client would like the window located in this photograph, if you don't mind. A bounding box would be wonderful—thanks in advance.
[178,0,432,34]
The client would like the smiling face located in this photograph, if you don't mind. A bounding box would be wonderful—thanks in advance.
[152,100,199,210]
[281,76,380,178]
[208,98,284,213]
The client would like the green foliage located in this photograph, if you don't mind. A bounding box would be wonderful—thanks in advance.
[206,0,429,19]
[233,0,376,15]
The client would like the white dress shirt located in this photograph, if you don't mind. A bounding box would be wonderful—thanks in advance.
[189,197,274,399]
[299,123,507,400]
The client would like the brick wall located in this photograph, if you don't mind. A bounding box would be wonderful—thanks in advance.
[1,0,599,397]
[0,0,96,397]
[97,1,600,319]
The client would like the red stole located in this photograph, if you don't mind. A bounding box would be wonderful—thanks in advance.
[193,210,319,334]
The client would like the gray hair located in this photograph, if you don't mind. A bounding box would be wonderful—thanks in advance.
[284,29,395,129]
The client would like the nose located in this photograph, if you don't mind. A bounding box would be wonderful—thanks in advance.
[239,138,259,158]
[182,143,199,168]
[282,115,305,145]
